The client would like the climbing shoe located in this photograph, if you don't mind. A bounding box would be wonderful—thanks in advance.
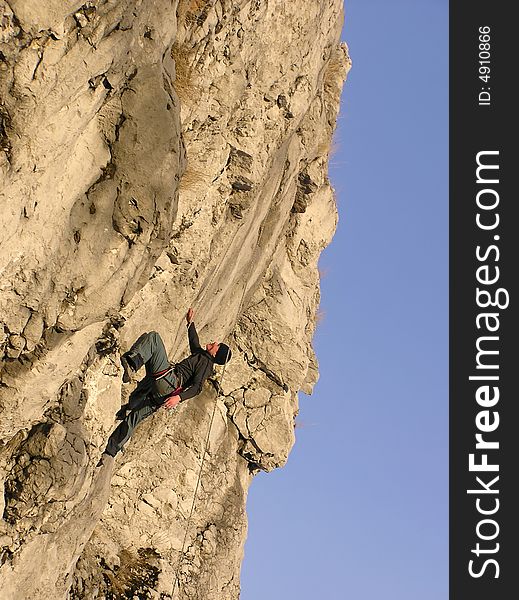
[115,404,129,420]
[121,354,134,383]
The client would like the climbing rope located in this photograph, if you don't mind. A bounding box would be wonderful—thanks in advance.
[170,347,230,598]
[135,10,258,584]
[102,5,252,593]
[170,278,249,599]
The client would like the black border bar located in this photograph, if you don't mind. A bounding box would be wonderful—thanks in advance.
[450,3,517,598]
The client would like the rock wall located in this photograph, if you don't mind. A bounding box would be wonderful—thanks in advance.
[0,1,350,598]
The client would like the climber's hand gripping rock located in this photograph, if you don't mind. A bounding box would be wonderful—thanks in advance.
[164,395,181,410]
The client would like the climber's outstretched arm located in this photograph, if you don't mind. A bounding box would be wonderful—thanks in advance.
[186,308,202,353]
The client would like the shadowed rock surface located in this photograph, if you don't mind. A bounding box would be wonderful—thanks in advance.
[0,1,350,597]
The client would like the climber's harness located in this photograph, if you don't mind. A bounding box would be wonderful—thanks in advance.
[150,365,183,405]
[153,364,178,382]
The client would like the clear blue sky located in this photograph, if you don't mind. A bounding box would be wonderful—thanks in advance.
[241,1,448,599]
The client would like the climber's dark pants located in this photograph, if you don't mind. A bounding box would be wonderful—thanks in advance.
[104,391,159,457]
[104,331,179,456]
[126,331,179,396]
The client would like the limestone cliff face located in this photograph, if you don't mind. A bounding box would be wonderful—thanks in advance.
[0,1,350,598]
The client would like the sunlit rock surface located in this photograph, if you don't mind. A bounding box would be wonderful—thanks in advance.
[0,0,350,597]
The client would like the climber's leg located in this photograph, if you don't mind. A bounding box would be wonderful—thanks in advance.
[116,376,153,420]
[122,331,171,378]
[104,398,158,457]
[121,331,178,401]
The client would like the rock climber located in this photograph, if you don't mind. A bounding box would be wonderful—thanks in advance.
[98,308,231,464]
